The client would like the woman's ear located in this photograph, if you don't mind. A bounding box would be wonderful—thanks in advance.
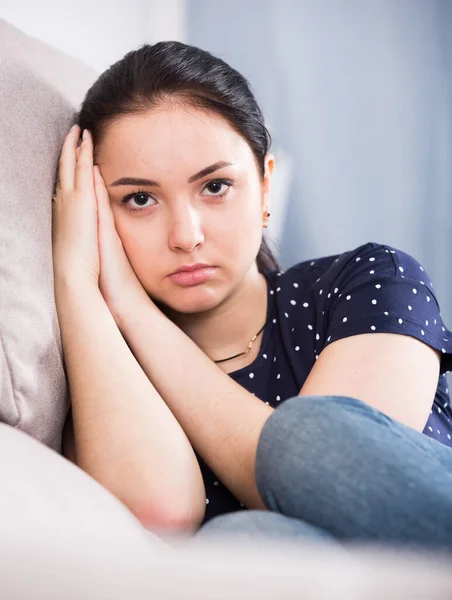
[262,153,275,209]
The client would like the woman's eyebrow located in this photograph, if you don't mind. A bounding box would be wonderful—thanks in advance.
[110,161,234,187]
[187,161,234,183]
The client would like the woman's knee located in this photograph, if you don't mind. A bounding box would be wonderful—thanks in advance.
[255,394,449,481]
[253,395,452,545]
[259,395,391,447]
[255,395,386,483]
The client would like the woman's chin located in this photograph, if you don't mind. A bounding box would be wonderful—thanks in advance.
[151,287,224,316]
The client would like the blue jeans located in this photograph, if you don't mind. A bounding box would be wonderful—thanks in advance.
[193,396,452,549]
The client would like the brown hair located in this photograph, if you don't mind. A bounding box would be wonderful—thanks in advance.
[76,41,280,273]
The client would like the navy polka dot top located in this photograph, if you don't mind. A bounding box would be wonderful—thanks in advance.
[199,242,452,525]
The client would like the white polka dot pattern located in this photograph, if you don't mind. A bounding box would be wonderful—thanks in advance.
[198,242,452,526]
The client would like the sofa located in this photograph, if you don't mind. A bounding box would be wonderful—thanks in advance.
[1,18,451,599]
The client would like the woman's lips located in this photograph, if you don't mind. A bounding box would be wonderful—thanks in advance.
[168,267,216,286]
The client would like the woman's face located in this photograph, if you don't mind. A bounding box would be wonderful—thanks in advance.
[97,104,274,314]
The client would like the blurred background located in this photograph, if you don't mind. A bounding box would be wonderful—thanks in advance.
[2,0,452,331]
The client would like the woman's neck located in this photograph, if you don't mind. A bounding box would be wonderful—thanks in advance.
[165,267,269,365]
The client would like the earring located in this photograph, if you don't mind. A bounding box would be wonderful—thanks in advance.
[262,210,271,229]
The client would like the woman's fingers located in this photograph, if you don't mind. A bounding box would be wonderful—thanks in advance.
[57,125,80,193]
[93,166,109,199]
[94,166,116,232]
[74,129,95,194]
[57,125,95,196]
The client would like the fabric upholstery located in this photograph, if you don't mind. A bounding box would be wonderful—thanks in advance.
[0,19,98,450]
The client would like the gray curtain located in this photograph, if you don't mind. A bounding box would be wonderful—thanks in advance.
[187,0,452,334]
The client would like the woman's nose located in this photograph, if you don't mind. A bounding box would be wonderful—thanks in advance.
[168,208,205,253]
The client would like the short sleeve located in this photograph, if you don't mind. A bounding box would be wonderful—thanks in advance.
[322,243,452,375]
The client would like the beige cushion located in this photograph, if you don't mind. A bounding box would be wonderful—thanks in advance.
[0,19,98,450]
[0,421,172,597]
[2,421,452,599]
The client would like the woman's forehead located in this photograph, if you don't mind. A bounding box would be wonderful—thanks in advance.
[98,107,253,178]
[105,107,245,152]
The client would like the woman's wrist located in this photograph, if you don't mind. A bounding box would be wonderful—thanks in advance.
[115,287,158,336]
[54,275,102,305]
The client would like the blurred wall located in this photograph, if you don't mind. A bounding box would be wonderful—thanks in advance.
[0,0,187,71]
[188,0,452,331]
[2,0,450,336]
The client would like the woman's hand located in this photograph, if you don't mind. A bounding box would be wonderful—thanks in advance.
[52,124,149,321]
[52,125,100,288]
[93,164,151,325]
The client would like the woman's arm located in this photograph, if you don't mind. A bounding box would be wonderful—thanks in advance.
[62,406,77,464]
[116,297,274,512]
[299,332,440,430]
[56,279,206,533]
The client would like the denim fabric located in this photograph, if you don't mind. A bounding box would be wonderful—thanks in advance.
[254,395,452,548]
[195,395,452,549]
[192,507,341,546]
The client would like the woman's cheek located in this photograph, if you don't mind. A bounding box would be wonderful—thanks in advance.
[114,223,158,282]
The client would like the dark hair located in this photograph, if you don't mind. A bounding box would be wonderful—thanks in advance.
[76,41,280,273]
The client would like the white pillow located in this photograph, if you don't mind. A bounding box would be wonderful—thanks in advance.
[0,19,97,450]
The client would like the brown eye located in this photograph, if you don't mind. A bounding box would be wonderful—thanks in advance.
[133,192,151,206]
[206,181,222,194]
[120,191,156,212]
[202,178,233,197]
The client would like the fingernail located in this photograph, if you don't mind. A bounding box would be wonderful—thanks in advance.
[82,129,88,141]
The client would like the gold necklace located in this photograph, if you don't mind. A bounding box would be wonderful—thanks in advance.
[214,315,272,364]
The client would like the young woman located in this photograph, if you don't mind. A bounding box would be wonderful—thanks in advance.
[52,41,452,548]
